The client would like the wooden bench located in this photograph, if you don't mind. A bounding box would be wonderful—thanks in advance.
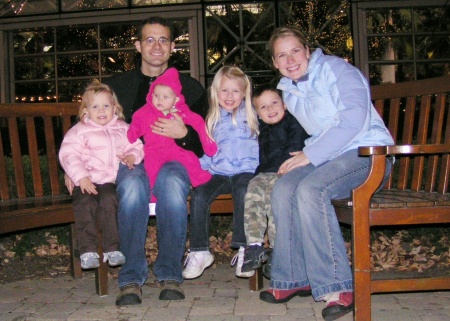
[332,75,450,320]
[0,103,116,290]
[0,102,260,294]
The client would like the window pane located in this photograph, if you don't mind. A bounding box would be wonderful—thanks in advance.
[367,9,412,34]
[57,26,98,51]
[15,57,55,80]
[15,82,56,103]
[58,80,92,102]
[101,52,138,75]
[369,63,416,85]
[368,36,414,61]
[415,7,450,32]
[131,0,198,6]
[416,36,449,60]
[417,63,449,79]
[13,29,54,54]
[100,23,137,49]
[61,0,127,12]
[171,48,191,71]
[0,0,57,17]
[58,54,99,77]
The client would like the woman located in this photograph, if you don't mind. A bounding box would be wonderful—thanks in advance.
[259,26,394,321]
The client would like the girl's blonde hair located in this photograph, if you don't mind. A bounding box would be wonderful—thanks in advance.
[268,26,308,58]
[78,79,124,122]
[206,66,259,138]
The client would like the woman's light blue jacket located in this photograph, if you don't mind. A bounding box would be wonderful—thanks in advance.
[278,48,394,166]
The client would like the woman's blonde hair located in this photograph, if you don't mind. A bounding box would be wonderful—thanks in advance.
[78,79,124,122]
[268,26,308,58]
[206,66,259,138]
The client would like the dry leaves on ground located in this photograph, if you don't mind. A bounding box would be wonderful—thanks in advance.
[1,227,449,283]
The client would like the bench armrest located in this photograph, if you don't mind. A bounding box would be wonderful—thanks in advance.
[352,143,450,203]
[359,144,450,156]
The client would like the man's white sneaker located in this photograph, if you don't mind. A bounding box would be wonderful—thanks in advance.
[231,246,255,278]
[103,251,126,266]
[80,252,100,269]
[182,250,214,279]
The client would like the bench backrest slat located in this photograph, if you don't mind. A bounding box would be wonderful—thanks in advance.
[370,75,450,194]
[26,117,44,197]
[8,117,27,198]
[0,128,9,199]
[44,116,62,195]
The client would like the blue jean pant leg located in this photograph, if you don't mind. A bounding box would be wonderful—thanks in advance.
[270,149,392,299]
[270,164,314,290]
[116,163,151,288]
[152,162,191,283]
[189,175,230,251]
[230,173,254,248]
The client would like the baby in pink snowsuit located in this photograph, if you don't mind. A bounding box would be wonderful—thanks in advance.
[127,67,217,202]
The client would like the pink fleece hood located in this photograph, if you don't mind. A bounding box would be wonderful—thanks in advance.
[147,67,187,111]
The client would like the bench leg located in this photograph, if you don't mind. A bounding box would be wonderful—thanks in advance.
[95,229,109,296]
[95,258,109,296]
[249,267,263,291]
[68,223,82,278]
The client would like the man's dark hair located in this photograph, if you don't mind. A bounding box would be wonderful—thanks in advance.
[137,16,174,42]
[252,83,282,101]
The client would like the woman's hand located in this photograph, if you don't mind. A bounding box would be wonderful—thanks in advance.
[278,151,311,174]
[151,113,188,139]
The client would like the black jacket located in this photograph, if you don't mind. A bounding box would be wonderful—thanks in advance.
[256,111,309,175]
[103,61,208,157]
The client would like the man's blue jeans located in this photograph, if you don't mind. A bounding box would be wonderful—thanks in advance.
[116,161,191,286]
[152,162,191,283]
[189,173,254,251]
[116,163,150,288]
[270,149,392,300]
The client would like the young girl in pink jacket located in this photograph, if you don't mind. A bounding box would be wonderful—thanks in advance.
[59,80,144,270]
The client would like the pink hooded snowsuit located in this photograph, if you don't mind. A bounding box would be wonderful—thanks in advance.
[127,67,217,202]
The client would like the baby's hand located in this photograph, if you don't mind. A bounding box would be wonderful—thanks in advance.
[119,154,136,169]
[79,177,98,195]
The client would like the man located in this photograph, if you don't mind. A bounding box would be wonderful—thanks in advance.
[103,16,208,305]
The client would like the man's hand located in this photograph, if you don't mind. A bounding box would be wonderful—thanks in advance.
[79,177,98,195]
[118,154,137,169]
[64,173,75,195]
[151,113,188,139]
[278,151,311,175]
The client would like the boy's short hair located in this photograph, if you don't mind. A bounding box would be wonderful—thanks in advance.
[252,83,282,104]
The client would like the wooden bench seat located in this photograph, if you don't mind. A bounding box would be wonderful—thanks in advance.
[332,75,450,320]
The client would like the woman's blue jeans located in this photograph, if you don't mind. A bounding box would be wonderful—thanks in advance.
[270,149,392,300]
[189,173,254,251]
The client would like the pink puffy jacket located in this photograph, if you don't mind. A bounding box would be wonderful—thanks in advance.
[59,115,144,186]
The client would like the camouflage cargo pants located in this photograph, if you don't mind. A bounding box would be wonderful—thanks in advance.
[243,172,280,247]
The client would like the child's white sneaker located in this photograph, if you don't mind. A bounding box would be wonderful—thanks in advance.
[80,252,100,269]
[103,251,126,266]
[182,250,214,279]
[231,246,255,278]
